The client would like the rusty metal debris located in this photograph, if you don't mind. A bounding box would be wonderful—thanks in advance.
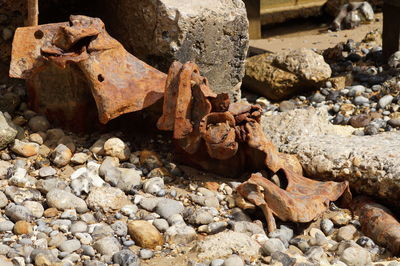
[351,196,400,255]
[10,15,352,233]
[156,61,352,232]
[10,15,166,129]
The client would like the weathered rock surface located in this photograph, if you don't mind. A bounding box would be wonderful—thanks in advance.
[195,231,261,260]
[0,112,17,149]
[86,187,133,212]
[101,0,249,99]
[244,49,331,101]
[261,107,400,206]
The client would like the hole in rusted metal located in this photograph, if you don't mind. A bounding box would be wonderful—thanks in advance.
[34,30,44,39]
[97,74,104,82]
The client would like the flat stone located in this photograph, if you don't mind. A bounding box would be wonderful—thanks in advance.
[10,140,39,157]
[165,223,197,244]
[58,239,81,253]
[46,189,88,213]
[101,0,248,99]
[155,198,184,219]
[127,220,164,249]
[86,187,133,212]
[195,231,261,260]
[93,237,121,256]
[261,107,400,206]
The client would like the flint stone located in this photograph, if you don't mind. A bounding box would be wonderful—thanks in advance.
[261,107,400,206]
[101,0,249,100]
[128,220,164,249]
[5,186,42,204]
[46,189,88,213]
[113,249,140,266]
[86,187,133,212]
[155,198,184,219]
[0,112,18,149]
[195,231,261,260]
[93,237,121,256]
[244,49,331,101]
[0,160,12,179]
[165,223,197,244]
[5,203,32,222]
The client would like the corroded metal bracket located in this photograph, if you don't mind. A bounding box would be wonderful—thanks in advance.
[10,15,166,129]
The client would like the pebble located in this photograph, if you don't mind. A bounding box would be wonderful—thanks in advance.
[50,144,72,167]
[207,221,228,234]
[311,92,326,103]
[29,133,44,144]
[340,246,372,265]
[331,210,352,225]
[22,200,44,218]
[128,220,164,249]
[223,254,244,266]
[70,152,89,164]
[46,189,88,213]
[348,85,365,96]
[155,198,184,219]
[10,140,39,157]
[337,225,357,241]
[0,220,14,232]
[39,166,57,177]
[93,237,121,256]
[139,249,154,259]
[268,225,293,245]
[388,118,400,127]
[279,101,296,112]
[378,95,394,109]
[153,218,169,232]
[143,177,164,195]
[28,116,50,132]
[71,221,88,234]
[13,220,32,235]
[320,218,334,235]
[103,137,130,161]
[0,191,8,208]
[353,96,369,105]
[5,203,32,222]
[165,223,197,244]
[59,239,81,253]
[211,259,225,266]
[349,114,371,128]
[262,238,287,255]
[113,250,140,266]
[111,220,127,236]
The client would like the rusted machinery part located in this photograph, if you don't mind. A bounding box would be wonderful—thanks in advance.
[237,173,351,233]
[10,15,167,125]
[351,196,400,255]
[157,61,352,232]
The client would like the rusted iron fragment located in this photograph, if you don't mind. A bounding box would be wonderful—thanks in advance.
[10,15,167,128]
[237,172,351,232]
[351,196,400,255]
[157,61,351,232]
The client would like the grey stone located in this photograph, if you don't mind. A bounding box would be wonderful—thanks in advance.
[211,259,225,266]
[340,246,372,266]
[388,118,400,127]
[50,144,72,167]
[102,0,249,100]
[379,95,394,109]
[117,168,142,191]
[187,207,214,225]
[46,189,88,213]
[82,245,96,257]
[268,225,293,244]
[353,96,369,105]
[0,160,12,179]
[58,239,81,253]
[61,209,78,220]
[71,221,88,234]
[0,220,14,232]
[5,186,41,204]
[0,244,10,255]
[207,221,228,234]
[305,246,326,264]
[153,219,169,232]
[261,107,400,206]
[36,178,69,194]
[348,85,365,96]
[139,249,154,259]
[223,254,243,266]
[231,221,265,236]
[279,101,296,112]
[0,191,8,208]
[51,219,72,232]
[28,116,50,132]
[143,177,164,195]
[261,238,287,256]
[39,166,57,178]
[5,203,32,222]
[48,232,67,247]
[195,231,261,260]
[139,197,162,212]
[0,112,18,149]
[112,249,140,266]
[22,201,44,218]
[155,198,184,219]
[165,223,197,244]
[91,223,115,240]
[93,237,121,256]
[337,225,357,241]
[86,187,133,212]
[320,218,334,235]
[70,153,89,164]
[111,220,128,236]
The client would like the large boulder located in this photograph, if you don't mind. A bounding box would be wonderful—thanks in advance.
[100,0,249,100]
[244,48,331,101]
[261,107,400,206]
